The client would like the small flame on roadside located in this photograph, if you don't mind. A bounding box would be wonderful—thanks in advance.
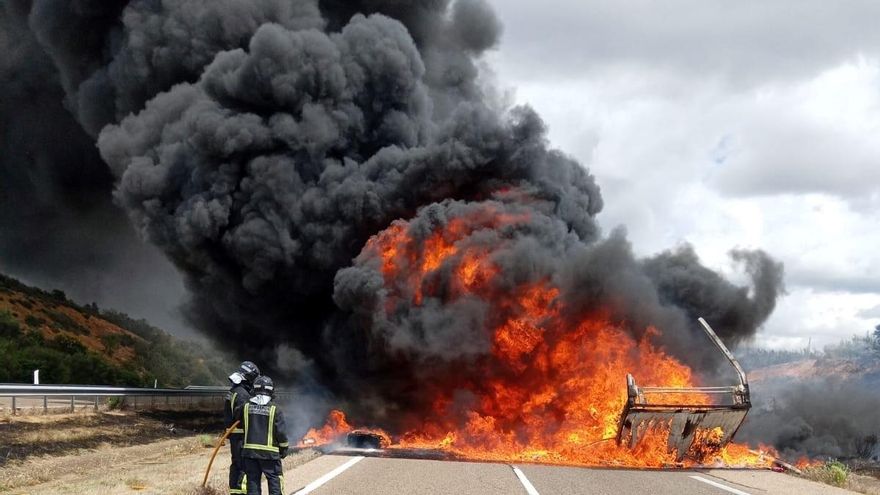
[300,203,779,468]
[299,409,352,446]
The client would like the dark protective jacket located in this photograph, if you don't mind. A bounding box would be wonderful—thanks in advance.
[225,383,251,436]
[234,395,289,460]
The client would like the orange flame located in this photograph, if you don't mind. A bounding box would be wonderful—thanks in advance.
[305,204,777,468]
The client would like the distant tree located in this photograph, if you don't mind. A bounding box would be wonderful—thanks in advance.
[873,325,880,356]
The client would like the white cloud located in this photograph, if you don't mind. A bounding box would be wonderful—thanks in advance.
[484,1,880,349]
[487,0,880,87]
[858,305,880,320]
[756,288,880,350]
[709,58,880,200]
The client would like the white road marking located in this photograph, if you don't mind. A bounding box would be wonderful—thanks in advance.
[511,466,541,495]
[292,455,365,495]
[689,475,753,495]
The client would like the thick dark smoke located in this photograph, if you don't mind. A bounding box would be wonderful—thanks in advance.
[93,3,602,369]
[741,378,880,459]
[0,2,188,335]
[8,0,785,432]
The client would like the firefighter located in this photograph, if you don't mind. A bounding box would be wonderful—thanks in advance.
[234,375,289,495]
[225,361,260,494]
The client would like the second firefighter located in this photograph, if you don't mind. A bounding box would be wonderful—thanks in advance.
[233,375,289,495]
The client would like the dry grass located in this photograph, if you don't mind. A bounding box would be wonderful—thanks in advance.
[184,485,224,495]
[800,461,880,495]
[0,439,320,495]
[0,409,325,494]
[124,477,149,490]
[0,410,221,465]
[802,461,850,487]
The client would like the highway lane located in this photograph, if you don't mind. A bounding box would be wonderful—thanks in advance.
[281,454,857,495]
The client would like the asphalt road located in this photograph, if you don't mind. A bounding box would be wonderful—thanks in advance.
[279,454,856,495]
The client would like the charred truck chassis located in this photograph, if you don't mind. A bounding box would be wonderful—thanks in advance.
[616,318,751,462]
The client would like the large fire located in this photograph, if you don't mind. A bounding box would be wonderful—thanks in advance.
[302,204,773,468]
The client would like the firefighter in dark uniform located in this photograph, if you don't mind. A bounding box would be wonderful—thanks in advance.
[234,375,289,495]
[225,361,260,494]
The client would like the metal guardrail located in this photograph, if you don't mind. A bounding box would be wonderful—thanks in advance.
[0,384,228,396]
[0,384,290,415]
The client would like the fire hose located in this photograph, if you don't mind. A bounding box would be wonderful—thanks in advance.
[202,420,240,487]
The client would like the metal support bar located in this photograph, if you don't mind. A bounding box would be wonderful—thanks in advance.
[697,317,748,388]
[11,395,15,415]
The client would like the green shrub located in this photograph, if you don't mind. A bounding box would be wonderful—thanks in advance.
[49,334,86,354]
[47,309,88,335]
[804,460,851,488]
[0,310,21,338]
[198,434,216,448]
[24,314,46,327]
[827,461,849,486]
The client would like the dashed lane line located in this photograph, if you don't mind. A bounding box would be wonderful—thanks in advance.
[690,475,754,495]
[511,466,541,495]
[291,455,365,495]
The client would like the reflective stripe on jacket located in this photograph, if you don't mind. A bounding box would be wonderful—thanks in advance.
[225,384,251,435]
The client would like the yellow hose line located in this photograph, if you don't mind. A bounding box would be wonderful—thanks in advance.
[203,420,241,487]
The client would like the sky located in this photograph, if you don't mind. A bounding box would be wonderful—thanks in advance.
[484,0,880,350]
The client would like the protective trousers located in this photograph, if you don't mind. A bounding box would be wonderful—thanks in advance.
[228,436,247,494]
[244,458,284,495]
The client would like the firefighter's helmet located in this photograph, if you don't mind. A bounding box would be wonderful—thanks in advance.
[253,375,274,397]
[239,361,260,383]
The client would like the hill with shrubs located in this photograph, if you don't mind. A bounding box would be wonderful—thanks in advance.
[0,273,230,387]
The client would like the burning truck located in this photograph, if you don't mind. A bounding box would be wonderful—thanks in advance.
[297,313,768,467]
[297,315,766,466]
[296,204,774,469]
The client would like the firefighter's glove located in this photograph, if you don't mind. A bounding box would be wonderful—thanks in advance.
[280,447,289,459]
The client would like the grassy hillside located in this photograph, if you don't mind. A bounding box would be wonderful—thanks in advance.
[0,273,230,387]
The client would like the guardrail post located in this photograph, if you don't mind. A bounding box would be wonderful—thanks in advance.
[71,395,75,412]
[11,396,16,415]
[94,395,99,411]
[43,395,47,413]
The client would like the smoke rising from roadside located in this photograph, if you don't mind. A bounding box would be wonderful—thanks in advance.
[6,0,784,430]
[741,378,880,459]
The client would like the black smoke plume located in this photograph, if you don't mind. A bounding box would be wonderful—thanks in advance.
[0,2,186,333]
[7,0,783,430]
